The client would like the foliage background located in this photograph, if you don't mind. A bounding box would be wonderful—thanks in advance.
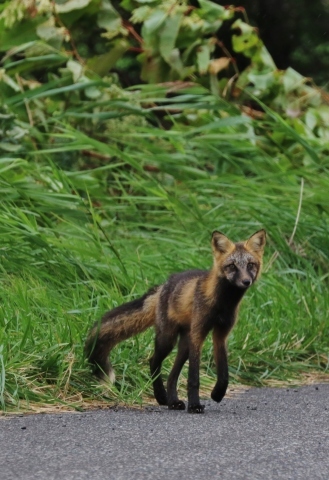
[0,0,328,412]
[213,0,329,86]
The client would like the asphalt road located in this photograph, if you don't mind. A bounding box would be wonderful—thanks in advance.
[1,384,329,480]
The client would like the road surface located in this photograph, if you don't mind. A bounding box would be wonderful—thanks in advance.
[1,384,329,479]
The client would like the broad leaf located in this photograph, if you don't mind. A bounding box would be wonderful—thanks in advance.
[196,44,211,75]
[198,0,232,21]
[87,39,130,76]
[143,9,167,35]
[55,0,92,13]
[232,19,260,53]
[159,14,183,62]
[97,0,122,39]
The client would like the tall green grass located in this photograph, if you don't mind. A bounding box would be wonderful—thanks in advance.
[1,85,329,412]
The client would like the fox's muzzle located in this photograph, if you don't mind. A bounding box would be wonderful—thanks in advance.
[235,277,253,289]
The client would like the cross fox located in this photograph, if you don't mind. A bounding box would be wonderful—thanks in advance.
[85,229,266,413]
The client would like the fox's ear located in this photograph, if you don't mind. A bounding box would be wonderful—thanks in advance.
[212,231,235,255]
[245,229,266,254]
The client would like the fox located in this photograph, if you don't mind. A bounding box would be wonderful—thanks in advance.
[85,229,266,413]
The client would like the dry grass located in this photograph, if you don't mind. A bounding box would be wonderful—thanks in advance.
[3,373,329,418]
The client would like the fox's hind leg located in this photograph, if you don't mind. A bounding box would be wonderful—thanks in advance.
[149,329,178,406]
[167,331,189,410]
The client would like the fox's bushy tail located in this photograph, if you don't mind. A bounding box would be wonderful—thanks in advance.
[85,286,161,382]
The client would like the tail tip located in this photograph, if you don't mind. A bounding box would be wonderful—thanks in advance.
[90,361,116,384]
[99,369,116,385]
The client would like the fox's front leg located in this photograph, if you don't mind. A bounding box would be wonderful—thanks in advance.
[211,326,229,403]
[187,333,206,414]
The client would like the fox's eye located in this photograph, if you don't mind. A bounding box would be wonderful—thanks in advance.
[226,263,236,272]
[247,262,256,270]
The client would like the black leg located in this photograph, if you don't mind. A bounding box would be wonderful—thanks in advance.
[211,327,229,403]
[167,332,189,410]
[187,335,205,414]
[149,333,177,406]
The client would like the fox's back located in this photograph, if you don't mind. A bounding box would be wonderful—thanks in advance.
[160,270,207,327]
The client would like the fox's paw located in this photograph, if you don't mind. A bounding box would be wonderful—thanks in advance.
[168,400,186,411]
[211,382,228,403]
[188,403,205,414]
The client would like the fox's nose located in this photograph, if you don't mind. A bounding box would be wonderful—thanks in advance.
[242,279,251,287]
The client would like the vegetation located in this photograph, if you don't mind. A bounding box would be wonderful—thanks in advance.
[0,0,328,412]
[217,0,329,86]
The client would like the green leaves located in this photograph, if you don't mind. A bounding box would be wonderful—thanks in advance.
[129,1,233,81]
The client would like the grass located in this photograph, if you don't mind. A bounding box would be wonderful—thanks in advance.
[1,83,329,413]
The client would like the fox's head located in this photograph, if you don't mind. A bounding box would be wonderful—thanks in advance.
[211,230,266,290]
